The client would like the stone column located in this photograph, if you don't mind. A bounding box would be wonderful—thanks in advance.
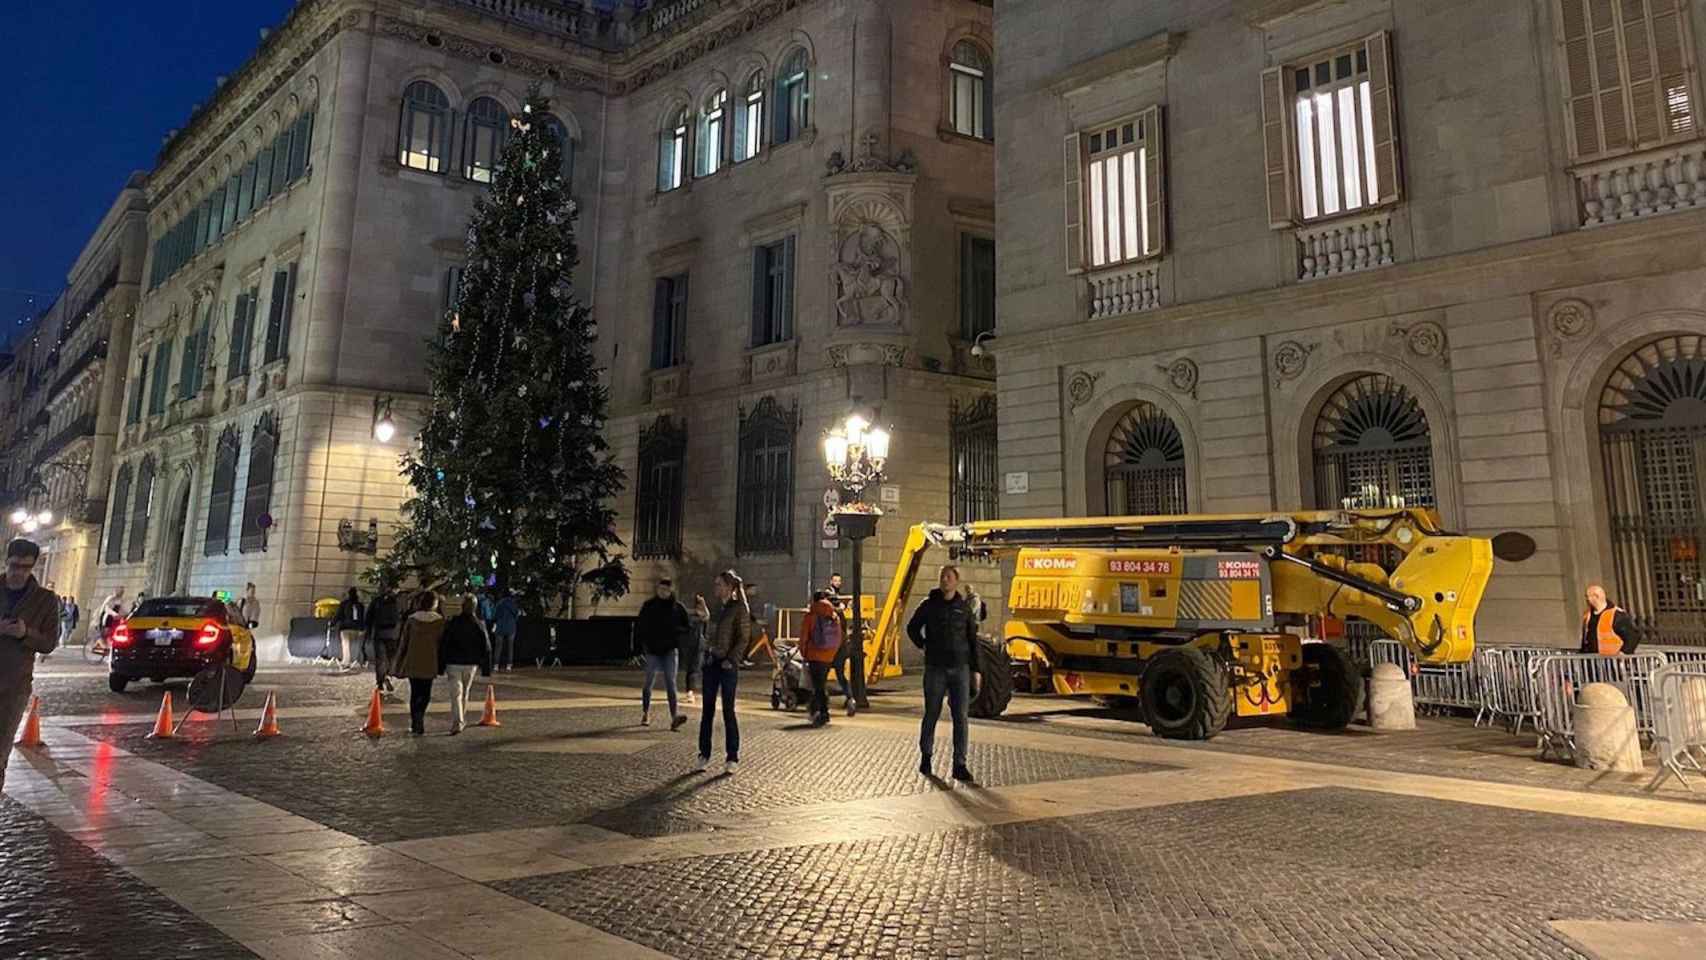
[849,0,892,156]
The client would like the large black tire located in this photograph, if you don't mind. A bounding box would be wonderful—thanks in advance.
[108,674,129,694]
[1291,643,1364,730]
[969,637,1013,718]
[1139,646,1232,740]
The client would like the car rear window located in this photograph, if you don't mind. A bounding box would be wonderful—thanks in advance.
[133,599,227,621]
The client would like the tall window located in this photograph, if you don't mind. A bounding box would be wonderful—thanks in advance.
[698,88,728,176]
[148,339,175,416]
[127,353,148,425]
[263,263,298,365]
[960,234,995,340]
[1559,0,1697,161]
[464,97,508,183]
[240,413,278,553]
[659,106,689,192]
[651,273,688,370]
[737,397,797,555]
[178,319,202,402]
[775,50,811,144]
[634,415,686,559]
[750,236,796,346]
[236,156,256,221]
[1262,33,1400,227]
[735,70,765,162]
[205,426,240,556]
[287,110,314,180]
[105,464,132,565]
[951,395,999,526]
[444,266,464,316]
[949,41,992,140]
[127,456,156,564]
[1071,106,1167,270]
[227,285,258,381]
[399,81,451,173]
[543,116,576,186]
[1104,402,1188,516]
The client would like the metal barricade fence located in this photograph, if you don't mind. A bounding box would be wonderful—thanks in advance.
[1650,663,1706,791]
[1473,646,1558,735]
[1531,652,1669,761]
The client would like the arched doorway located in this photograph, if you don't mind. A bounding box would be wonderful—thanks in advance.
[1311,373,1436,509]
[1103,401,1187,516]
[159,481,193,595]
[1599,335,1706,645]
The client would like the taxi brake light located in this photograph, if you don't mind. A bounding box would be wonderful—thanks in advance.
[195,621,222,648]
[111,623,133,648]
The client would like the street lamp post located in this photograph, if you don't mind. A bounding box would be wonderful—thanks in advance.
[823,413,891,709]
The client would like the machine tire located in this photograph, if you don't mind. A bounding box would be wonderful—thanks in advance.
[239,647,258,683]
[969,638,1013,719]
[1291,643,1363,731]
[108,674,129,694]
[1139,646,1231,740]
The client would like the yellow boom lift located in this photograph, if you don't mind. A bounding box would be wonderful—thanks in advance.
[865,509,1521,740]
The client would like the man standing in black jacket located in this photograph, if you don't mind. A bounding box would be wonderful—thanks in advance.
[636,579,690,730]
[907,564,982,783]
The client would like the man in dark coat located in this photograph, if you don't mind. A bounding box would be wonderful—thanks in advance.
[1580,584,1641,655]
[907,564,982,783]
[1,539,61,792]
[366,589,403,694]
[636,578,690,730]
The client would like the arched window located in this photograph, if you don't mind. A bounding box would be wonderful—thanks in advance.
[698,87,728,177]
[205,426,240,556]
[1598,334,1706,644]
[463,97,508,183]
[240,413,278,553]
[949,40,992,140]
[774,50,811,145]
[634,415,686,559]
[658,105,690,192]
[1103,401,1187,516]
[105,464,132,565]
[736,397,798,555]
[543,116,576,187]
[127,456,157,564]
[1311,374,1435,510]
[735,70,765,162]
[398,81,451,173]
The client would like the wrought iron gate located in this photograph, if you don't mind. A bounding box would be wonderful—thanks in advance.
[1103,401,1187,516]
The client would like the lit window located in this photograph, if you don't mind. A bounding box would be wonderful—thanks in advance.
[398,81,450,173]
[1084,115,1161,268]
[775,51,811,145]
[736,70,765,162]
[1292,50,1379,221]
[659,106,689,192]
[698,88,727,176]
[949,41,991,140]
[464,97,508,183]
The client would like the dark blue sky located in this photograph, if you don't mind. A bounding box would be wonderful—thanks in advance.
[2,0,297,349]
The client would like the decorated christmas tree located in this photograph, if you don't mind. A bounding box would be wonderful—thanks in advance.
[379,90,628,612]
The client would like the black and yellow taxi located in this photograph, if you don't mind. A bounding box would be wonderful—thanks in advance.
[108,596,257,693]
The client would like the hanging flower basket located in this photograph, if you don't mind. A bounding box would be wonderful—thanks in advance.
[833,507,882,540]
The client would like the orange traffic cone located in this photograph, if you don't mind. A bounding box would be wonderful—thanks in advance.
[15,696,42,748]
[254,692,282,739]
[362,688,385,737]
[147,691,175,739]
[478,685,501,727]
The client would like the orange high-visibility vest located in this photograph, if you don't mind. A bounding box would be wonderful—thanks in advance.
[1581,606,1625,656]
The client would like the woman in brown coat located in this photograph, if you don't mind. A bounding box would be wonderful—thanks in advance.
[392,590,447,735]
[696,570,751,775]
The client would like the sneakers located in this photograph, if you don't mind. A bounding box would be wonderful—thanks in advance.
[845,697,857,717]
[640,711,651,727]
[450,723,464,736]
[671,714,688,732]
[694,756,710,773]
[685,691,697,705]
[919,755,933,777]
[952,764,976,784]
[724,760,740,776]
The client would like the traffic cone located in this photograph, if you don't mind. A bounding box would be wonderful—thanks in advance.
[254,692,282,739]
[15,696,42,748]
[477,685,501,727]
[362,688,385,737]
[147,691,175,739]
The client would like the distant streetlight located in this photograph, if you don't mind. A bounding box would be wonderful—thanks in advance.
[372,395,397,443]
[822,411,893,709]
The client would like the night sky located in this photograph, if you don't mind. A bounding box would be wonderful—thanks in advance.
[2,0,297,349]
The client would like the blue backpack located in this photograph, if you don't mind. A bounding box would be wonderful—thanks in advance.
[805,610,843,656]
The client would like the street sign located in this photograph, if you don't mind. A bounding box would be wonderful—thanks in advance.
[1005,472,1030,495]
[822,488,841,511]
[879,485,900,504]
[822,516,840,538]
[821,539,841,550]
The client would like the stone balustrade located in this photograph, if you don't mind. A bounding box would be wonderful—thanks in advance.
[449,0,584,35]
[1086,261,1162,319]
[648,0,711,32]
[1573,142,1706,227]
[1295,209,1394,281]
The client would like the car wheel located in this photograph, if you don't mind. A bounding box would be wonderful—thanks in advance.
[109,675,129,694]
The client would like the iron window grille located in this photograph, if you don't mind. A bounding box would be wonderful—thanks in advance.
[634,415,687,560]
[240,412,279,553]
[737,397,798,556]
[204,426,240,556]
[1103,400,1188,516]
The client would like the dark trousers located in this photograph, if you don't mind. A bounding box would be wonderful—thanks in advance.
[373,637,397,690]
[831,645,852,700]
[920,664,971,767]
[807,661,832,721]
[698,660,740,762]
[680,638,702,692]
[408,678,433,733]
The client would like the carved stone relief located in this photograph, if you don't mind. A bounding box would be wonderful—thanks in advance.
[1067,369,1104,411]
[827,184,914,330]
[1157,358,1199,399]
[1547,298,1595,357]
[1389,319,1449,367]
[1272,340,1317,385]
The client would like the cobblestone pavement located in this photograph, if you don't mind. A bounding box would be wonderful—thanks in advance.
[71,706,1168,843]
[0,797,250,960]
[500,786,1706,960]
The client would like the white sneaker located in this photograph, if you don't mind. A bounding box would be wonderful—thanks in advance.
[640,711,650,727]
[685,691,696,705]
[693,756,709,773]
[724,760,740,776]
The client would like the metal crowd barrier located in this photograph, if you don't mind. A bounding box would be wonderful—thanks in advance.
[1650,663,1706,791]
[1531,652,1669,761]
[1472,646,1558,735]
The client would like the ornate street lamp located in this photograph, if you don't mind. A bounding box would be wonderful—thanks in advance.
[823,412,892,708]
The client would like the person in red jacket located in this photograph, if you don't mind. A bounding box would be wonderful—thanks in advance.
[798,590,843,726]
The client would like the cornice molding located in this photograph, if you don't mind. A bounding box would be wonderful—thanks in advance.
[1045,31,1179,97]
[1243,0,1350,28]
[611,0,818,97]
[374,13,608,92]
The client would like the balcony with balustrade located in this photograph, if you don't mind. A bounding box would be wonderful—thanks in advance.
[1571,141,1706,228]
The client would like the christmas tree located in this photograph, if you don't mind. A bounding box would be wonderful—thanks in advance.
[379,90,628,612]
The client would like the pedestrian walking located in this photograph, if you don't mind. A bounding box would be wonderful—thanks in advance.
[440,595,492,735]
[697,570,751,774]
[239,582,261,630]
[908,564,982,784]
[336,587,367,671]
[59,594,80,652]
[682,594,709,706]
[1,539,61,792]
[492,591,520,671]
[367,589,403,695]
[130,589,149,618]
[95,586,127,651]
[1580,584,1642,655]
[477,591,497,628]
[823,577,859,717]
[636,579,690,731]
[799,590,843,726]
[393,590,447,735]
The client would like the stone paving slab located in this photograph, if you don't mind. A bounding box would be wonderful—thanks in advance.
[500,786,1706,960]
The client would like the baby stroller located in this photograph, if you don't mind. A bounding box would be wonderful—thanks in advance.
[769,639,813,711]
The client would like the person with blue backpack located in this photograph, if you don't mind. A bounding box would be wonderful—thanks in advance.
[798,590,843,726]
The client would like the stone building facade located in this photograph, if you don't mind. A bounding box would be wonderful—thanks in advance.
[993,0,1706,645]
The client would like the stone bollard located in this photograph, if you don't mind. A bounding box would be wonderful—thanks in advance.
[1573,682,1644,773]
[1366,662,1416,731]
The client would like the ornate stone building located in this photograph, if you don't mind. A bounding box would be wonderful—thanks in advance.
[994,0,1706,645]
[82,0,996,653]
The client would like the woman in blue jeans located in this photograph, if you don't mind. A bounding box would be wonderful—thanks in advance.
[696,570,752,775]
